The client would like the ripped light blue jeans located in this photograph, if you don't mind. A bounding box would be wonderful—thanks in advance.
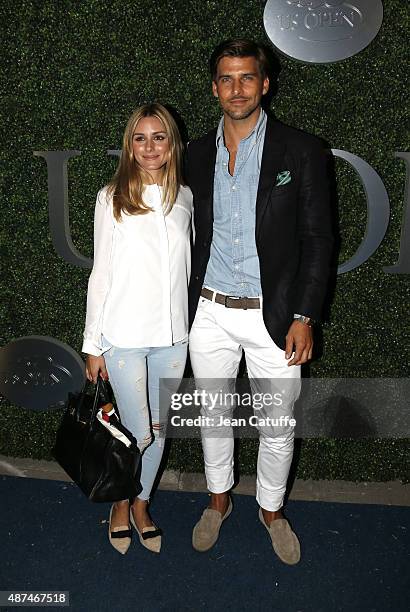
[102,338,188,500]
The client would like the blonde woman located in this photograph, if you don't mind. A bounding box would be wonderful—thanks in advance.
[82,103,192,554]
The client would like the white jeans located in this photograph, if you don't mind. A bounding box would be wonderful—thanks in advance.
[189,294,301,511]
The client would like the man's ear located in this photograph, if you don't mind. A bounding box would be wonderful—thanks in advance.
[212,81,219,98]
[262,76,270,96]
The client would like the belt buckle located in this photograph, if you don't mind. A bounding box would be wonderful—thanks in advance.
[224,295,248,309]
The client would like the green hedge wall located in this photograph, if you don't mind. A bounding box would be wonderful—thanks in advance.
[1,0,409,481]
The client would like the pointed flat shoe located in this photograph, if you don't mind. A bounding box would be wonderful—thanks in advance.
[130,507,162,553]
[108,504,132,555]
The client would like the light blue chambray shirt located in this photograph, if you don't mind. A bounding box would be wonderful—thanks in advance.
[204,108,267,297]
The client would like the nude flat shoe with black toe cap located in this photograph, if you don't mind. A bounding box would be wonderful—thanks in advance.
[129,508,162,553]
[108,505,132,555]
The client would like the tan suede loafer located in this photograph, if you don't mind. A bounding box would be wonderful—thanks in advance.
[258,508,301,565]
[192,498,233,552]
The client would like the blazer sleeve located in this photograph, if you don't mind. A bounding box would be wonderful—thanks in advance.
[292,141,334,320]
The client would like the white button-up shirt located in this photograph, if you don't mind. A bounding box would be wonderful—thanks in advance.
[82,183,192,356]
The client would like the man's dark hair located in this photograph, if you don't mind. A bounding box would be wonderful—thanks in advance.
[209,39,271,81]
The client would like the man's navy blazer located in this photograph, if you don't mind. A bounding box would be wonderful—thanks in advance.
[185,115,334,350]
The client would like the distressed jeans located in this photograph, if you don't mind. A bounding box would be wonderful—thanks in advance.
[102,338,188,500]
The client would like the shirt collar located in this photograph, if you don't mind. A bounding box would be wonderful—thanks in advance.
[216,108,266,148]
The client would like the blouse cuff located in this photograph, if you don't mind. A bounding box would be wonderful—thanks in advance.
[81,338,103,357]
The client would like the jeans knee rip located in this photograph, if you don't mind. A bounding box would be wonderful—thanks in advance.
[152,423,165,448]
[138,432,153,453]
[135,377,144,392]
[168,360,182,368]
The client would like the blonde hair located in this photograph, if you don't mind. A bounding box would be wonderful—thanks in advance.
[108,103,184,221]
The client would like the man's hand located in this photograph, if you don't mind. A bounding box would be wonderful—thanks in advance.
[285,321,313,366]
[85,354,108,384]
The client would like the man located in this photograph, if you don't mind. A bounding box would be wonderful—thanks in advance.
[185,39,333,564]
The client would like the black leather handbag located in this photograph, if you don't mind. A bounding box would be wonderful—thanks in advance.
[52,377,141,502]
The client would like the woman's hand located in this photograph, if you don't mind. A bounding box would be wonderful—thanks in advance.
[85,354,108,384]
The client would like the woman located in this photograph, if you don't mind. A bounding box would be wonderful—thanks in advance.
[82,103,192,555]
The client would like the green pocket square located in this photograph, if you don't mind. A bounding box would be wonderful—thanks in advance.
[276,170,291,186]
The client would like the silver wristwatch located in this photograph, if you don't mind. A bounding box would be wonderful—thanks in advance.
[293,314,314,326]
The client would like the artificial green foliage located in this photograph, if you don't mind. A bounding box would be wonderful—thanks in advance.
[0,1,409,480]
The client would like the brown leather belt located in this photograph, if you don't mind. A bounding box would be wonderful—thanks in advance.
[201,287,261,309]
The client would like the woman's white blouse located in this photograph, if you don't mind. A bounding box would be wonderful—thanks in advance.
[82,184,193,356]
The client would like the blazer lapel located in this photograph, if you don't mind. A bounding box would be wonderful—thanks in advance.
[196,130,217,226]
[256,118,287,239]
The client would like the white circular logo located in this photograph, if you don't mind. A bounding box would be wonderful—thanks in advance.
[0,336,85,411]
[264,0,383,63]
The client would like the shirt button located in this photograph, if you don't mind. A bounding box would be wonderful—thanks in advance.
[234,213,238,218]
[235,265,239,270]
[232,185,236,191]
[234,238,239,244]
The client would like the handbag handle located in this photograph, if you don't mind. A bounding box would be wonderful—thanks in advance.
[80,377,113,467]
[73,376,112,427]
[90,376,111,424]
[79,376,112,484]
[73,376,110,422]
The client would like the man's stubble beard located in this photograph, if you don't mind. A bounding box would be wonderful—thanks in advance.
[222,100,261,122]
